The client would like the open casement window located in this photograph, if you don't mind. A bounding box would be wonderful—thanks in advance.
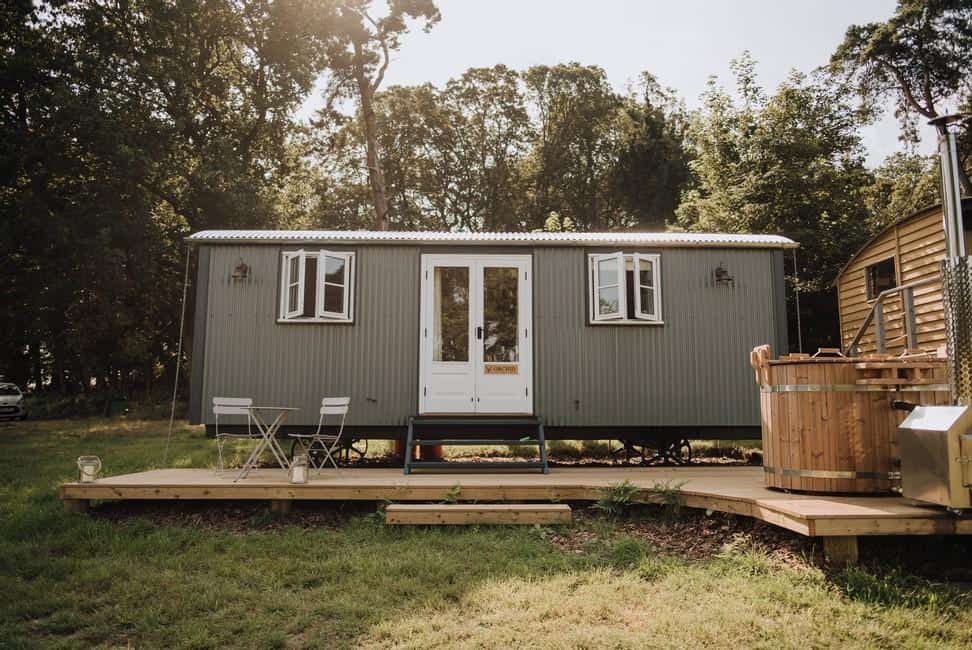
[591,252,626,321]
[279,250,355,322]
[282,251,306,319]
[317,250,354,320]
[633,253,661,321]
[588,252,663,324]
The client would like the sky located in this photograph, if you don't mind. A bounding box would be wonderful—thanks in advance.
[301,0,934,167]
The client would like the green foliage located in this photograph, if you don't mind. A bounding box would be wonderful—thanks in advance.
[677,53,874,349]
[539,211,577,232]
[442,483,461,504]
[1,0,336,394]
[830,0,972,193]
[595,480,643,517]
[864,152,941,230]
[835,565,968,610]
[605,535,654,569]
[649,480,687,523]
[312,62,691,232]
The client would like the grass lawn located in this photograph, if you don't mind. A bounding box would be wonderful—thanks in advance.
[1,418,971,648]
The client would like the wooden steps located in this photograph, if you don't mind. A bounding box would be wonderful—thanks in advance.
[385,503,571,525]
[404,416,549,475]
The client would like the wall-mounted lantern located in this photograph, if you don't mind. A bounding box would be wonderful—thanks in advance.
[232,258,249,281]
[714,265,734,286]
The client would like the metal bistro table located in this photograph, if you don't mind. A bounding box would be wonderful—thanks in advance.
[235,406,299,482]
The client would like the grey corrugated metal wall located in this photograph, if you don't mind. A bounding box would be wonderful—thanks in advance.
[534,248,782,427]
[196,243,784,430]
[200,245,420,427]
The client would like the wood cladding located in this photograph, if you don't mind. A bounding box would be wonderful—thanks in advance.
[837,207,947,355]
[751,346,949,494]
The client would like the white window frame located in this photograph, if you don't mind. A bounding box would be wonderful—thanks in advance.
[281,250,306,319]
[317,250,354,320]
[590,252,625,321]
[633,253,662,321]
[588,252,663,325]
[278,250,355,323]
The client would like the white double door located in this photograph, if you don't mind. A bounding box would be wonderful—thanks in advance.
[419,254,533,414]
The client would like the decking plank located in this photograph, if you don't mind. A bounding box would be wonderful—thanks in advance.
[57,466,966,538]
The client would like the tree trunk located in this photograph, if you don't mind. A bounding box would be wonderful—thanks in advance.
[352,38,390,231]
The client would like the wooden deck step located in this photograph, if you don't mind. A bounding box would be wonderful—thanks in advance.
[385,503,571,525]
[412,438,540,446]
[407,460,545,471]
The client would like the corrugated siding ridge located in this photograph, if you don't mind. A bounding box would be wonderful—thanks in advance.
[188,229,798,248]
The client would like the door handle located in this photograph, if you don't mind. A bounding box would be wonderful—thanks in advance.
[476,326,483,340]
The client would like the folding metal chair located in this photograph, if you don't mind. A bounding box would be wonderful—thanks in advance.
[212,397,258,472]
[290,397,350,473]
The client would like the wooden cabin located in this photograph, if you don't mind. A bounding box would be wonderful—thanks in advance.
[836,199,972,355]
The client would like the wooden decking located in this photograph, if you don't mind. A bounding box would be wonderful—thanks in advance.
[59,466,972,539]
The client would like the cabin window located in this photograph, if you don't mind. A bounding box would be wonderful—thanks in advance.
[865,258,896,301]
[279,250,355,322]
[588,253,662,324]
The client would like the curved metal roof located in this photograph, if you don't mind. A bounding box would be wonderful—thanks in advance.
[186,229,798,249]
[833,200,972,283]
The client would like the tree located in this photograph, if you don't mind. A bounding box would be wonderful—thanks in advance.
[439,66,532,231]
[830,0,972,194]
[324,0,440,230]
[677,53,875,350]
[0,0,337,394]
[610,73,691,230]
[864,151,940,230]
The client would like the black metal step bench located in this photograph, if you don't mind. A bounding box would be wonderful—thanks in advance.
[403,416,549,474]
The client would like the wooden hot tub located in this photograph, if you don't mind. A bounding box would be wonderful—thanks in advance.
[751,347,950,494]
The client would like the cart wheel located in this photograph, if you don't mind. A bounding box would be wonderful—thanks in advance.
[348,438,368,461]
[673,439,692,465]
[610,442,629,465]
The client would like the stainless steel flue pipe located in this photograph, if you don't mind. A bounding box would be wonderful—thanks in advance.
[931,115,971,404]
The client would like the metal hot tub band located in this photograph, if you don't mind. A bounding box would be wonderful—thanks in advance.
[760,384,949,393]
[763,466,900,480]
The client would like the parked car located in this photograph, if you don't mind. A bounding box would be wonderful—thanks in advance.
[0,383,27,421]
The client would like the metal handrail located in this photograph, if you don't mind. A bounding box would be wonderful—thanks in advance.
[844,276,939,357]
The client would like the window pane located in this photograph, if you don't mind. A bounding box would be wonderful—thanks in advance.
[303,257,318,316]
[640,287,655,316]
[597,258,618,286]
[324,255,346,285]
[323,283,344,315]
[625,269,636,319]
[484,267,518,363]
[866,258,896,300]
[597,286,620,316]
[289,256,299,283]
[434,267,469,362]
[288,284,299,313]
[639,260,653,287]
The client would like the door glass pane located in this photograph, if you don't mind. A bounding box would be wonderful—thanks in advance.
[433,267,469,362]
[483,267,519,362]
